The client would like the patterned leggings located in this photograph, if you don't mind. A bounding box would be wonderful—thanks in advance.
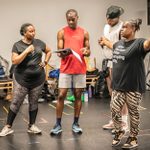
[10,77,44,114]
[111,90,142,137]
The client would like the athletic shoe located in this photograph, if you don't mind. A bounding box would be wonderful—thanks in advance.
[72,123,82,134]
[112,130,125,146]
[122,136,138,149]
[0,126,14,137]
[102,120,115,130]
[50,124,62,135]
[27,124,42,134]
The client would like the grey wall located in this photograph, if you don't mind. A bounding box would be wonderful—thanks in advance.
[0,0,149,70]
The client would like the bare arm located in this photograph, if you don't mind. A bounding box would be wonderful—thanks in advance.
[81,30,90,57]
[57,29,65,58]
[12,45,34,65]
[44,46,51,67]
[144,39,150,52]
[98,36,113,49]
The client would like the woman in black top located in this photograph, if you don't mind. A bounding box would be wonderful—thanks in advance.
[0,23,51,136]
[99,19,150,149]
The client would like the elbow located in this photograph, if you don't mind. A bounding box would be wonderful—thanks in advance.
[12,59,19,65]
[86,50,91,57]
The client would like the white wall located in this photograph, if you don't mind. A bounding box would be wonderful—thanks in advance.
[0,0,149,70]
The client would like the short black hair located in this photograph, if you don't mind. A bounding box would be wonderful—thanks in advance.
[20,23,33,36]
[66,9,78,17]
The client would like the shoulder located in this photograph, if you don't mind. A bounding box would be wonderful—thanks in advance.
[13,40,23,47]
[61,26,68,32]
[77,26,89,36]
[118,20,123,26]
[34,39,45,45]
[136,38,146,43]
[57,28,64,38]
[113,39,124,48]
[14,40,22,45]
[104,24,110,30]
[75,26,85,32]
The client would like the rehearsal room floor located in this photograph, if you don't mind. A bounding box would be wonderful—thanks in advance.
[0,91,150,150]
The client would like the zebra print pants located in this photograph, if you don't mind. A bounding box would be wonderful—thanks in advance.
[111,90,142,136]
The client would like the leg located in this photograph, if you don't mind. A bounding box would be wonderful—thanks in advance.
[50,73,71,135]
[0,78,28,137]
[111,90,126,130]
[8,78,28,126]
[105,67,112,96]
[121,103,128,130]
[122,91,142,149]
[102,67,114,130]
[28,83,43,125]
[73,88,83,122]
[72,74,85,133]
[111,103,129,134]
[111,90,126,146]
[27,83,44,134]
[56,88,68,119]
[126,92,141,137]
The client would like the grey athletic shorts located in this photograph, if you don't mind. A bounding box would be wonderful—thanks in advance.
[58,73,86,88]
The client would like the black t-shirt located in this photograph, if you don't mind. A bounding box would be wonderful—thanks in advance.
[12,39,46,88]
[112,38,148,93]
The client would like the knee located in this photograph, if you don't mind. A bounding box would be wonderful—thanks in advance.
[29,102,38,111]
[10,102,20,114]
[29,105,38,111]
[74,92,82,100]
[58,93,66,101]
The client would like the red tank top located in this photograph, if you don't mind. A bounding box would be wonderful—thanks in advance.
[60,26,86,74]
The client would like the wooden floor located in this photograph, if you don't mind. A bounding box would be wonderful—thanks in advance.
[0,91,150,150]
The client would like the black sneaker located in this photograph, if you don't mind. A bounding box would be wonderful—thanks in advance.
[112,130,125,146]
[122,136,138,149]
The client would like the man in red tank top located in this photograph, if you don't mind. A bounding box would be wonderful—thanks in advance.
[50,9,90,135]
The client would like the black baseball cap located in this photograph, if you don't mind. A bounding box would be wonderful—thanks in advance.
[106,5,124,19]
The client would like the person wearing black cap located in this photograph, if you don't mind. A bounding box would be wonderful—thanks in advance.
[99,5,128,132]
[106,5,124,19]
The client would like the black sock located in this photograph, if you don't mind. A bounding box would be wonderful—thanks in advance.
[29,108,38,126]
[7,108,17,127]
[56,118,61,126]
[74,117,79,124]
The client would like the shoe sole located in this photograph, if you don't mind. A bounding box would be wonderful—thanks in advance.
[122,144,138,149]
[72,128,83,134]
[112,130,125,147]
[50,129,62,135]
[112,140,121,147]
[27,130,42,134]
[0,130,14,137]
[103,127,115,130]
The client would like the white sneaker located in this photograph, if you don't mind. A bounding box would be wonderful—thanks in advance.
[102,120,115,130]
[27,124,42,134]
[0,126,14,137]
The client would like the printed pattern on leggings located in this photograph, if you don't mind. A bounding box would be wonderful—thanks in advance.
[10,77,44,113]
[111,90,142,136]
